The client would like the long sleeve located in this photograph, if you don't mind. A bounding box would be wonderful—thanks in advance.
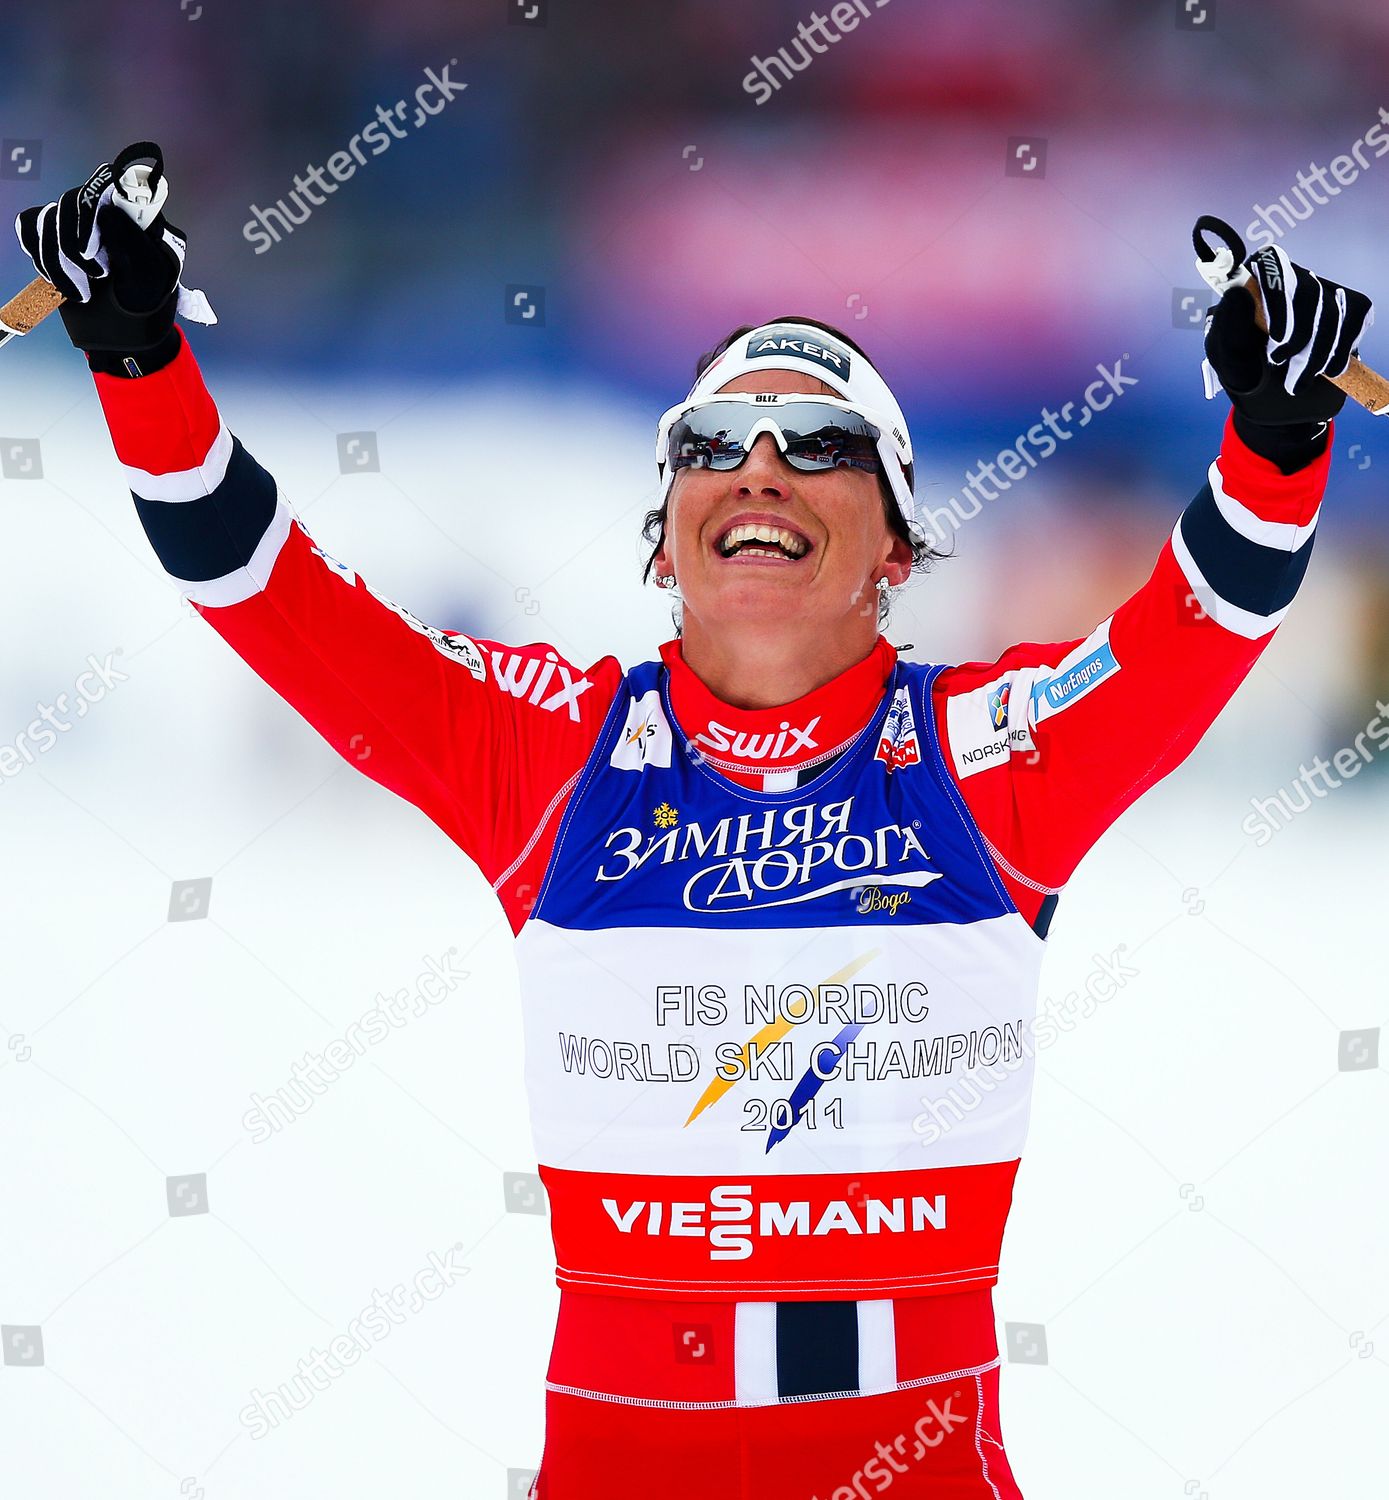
[933,410,1331,928]
[92,332,623,923]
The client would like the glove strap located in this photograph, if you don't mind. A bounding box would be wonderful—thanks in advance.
[87,327,182,379]
[1231,409,1330,475]
[1192,215,1252,296]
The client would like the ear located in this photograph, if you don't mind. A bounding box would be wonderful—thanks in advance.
[879,530,914,588]
[652,477,681,577]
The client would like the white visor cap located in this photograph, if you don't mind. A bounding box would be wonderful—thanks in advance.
[668,320,916,527]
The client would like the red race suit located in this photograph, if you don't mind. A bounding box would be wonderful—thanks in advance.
[94,333,1328,1499]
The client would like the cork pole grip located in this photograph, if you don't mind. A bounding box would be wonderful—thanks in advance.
[0,275,64,338]
[1236,269,1389,417]
[1326,353,1389,417]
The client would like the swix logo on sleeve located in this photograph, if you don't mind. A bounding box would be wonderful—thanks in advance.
[744,327,851,380]
[490,649,593,720]
[693,715,820,763]
[610,690,673,770]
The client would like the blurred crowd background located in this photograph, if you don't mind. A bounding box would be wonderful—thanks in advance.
[3,4,1388,1498]
[6,0,1389,751]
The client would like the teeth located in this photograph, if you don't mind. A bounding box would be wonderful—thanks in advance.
[719,523,808,557]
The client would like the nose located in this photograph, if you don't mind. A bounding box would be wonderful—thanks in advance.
[733,432,792,498]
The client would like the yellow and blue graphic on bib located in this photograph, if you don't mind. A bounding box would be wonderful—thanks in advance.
[683,950,881,1151]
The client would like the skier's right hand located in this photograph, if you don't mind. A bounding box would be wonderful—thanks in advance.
[14,142,196,356]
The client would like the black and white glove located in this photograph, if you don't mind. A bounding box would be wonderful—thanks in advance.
[14,141,214,367]
[1197,228,1373,469]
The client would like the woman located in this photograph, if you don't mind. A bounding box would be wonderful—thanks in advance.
[18,146,1370,1498]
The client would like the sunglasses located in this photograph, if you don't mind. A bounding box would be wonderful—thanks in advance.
[655,395,892,480]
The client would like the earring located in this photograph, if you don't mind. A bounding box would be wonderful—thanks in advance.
[656,573,676,590]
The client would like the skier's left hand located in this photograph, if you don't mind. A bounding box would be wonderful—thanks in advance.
[1204,244,1373,428]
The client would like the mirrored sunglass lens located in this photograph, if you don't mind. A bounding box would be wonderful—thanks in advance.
[666,402,882,474]
[669,420,747,470]
[781,421,881,472]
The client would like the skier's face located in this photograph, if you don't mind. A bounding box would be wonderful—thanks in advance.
[656,369,913,633]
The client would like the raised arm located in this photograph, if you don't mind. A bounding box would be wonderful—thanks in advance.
[16,148,622,924]
[99,335,622,894]
[935,411,1329,928]
[934,239,1372,928]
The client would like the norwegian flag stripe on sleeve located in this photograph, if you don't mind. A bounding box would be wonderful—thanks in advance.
[97,334,298,607]
[131,440,289,604]
[1170,415,1326,639]
[120,419,235,500]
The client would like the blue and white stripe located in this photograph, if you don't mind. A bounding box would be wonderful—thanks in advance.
[1171,459,1318,639]
[126,426,293,608]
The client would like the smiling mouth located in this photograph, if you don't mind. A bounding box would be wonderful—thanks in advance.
[715,522,811,561]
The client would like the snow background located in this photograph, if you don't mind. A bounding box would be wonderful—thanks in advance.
[1,354,1385,1498]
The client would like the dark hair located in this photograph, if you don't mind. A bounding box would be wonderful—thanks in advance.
[640,315,944,622]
